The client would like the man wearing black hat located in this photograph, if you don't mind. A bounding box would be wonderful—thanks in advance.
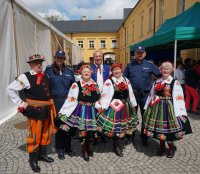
[45,50,75,160]
[6,54,56,172]
[124,46,161,146]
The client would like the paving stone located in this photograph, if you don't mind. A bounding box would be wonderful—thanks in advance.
[0,113,200,173]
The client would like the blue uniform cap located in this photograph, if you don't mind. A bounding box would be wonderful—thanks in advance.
[55,50,66,59]
[134,46,145,52]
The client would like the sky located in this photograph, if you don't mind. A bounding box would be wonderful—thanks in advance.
[20,0,139,20]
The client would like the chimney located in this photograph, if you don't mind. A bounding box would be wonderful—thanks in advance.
[81,16,86,21]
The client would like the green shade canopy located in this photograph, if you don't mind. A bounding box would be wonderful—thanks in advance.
[130,2,200,51]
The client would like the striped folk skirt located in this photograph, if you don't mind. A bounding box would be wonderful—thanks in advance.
[59,103,97,132]
[143,99,192,141]
[96,100,138,138]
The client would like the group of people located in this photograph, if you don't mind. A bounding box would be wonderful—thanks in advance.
[175,58,200,115]
[6,46,192,173]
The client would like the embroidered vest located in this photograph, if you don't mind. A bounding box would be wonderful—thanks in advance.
[77,81,100,103]
[23,72,51,100]
[110,78,129,100]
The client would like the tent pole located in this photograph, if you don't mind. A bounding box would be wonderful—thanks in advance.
[174,40,177,78]
[11,0,20,76]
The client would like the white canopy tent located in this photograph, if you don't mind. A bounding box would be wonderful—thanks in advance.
[0,0,83,124]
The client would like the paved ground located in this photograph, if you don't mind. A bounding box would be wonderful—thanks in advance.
[0,112,200,174]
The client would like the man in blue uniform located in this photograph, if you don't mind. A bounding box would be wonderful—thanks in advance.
[45,50,75,159]
[124,46,161,146]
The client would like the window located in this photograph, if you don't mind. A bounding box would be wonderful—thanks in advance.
[100,40,106,48]
[159,0,164,25]
[89,40,94,49]
[149,7,153,31]
[111,40,117,48]
[78,40,83,49]
[141,16,144,36]
[132,24,135,41]
[126,29,129,44]
[177,0,185,14]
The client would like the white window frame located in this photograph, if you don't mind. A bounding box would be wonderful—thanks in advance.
[111,40,117,48]
[100,40,106,48]
[78,40,83,49]
[88,40,95,49]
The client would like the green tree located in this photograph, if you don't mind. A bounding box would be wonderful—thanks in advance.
[44,15,63,21]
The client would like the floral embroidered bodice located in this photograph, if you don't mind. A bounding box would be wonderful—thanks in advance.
[77,81,100,103]
[154,80,175,98]
[110,77,129,100]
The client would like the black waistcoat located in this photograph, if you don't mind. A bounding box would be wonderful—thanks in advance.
[110,78,129,100]
[23,72,51,101]
[77,81,100,103]
[155,79,175,97]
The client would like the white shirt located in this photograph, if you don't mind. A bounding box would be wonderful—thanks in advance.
[95,64,104,92]
[6,70,37,106]
[59,78,98,117]
[144,76,187,117]
[175,68,185,85]
[95,76,137,110]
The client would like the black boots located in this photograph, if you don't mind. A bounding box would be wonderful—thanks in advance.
[166,142,176,158]
[38,145,54,163]
[29,146,54,172]
[156,140,166,156]
[29,152,40,173]
[57,150,65,160]
[113,140,123,157]
[82,143,89,161]
[86,141,94,157]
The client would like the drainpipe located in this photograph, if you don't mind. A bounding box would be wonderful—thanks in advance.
[153,0,156,34]
[122,23,127,63]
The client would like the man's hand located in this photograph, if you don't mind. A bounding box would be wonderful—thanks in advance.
[22,102,29,109]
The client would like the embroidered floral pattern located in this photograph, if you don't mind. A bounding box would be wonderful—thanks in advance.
[176,95,184,100]
[82,84,100,96]
[115,82,128,90]
[155,82,165,91]
[71,83,77,89]
[105,82,111,86]
[16,78,25,88]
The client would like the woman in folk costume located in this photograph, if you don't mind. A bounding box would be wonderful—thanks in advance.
[55,64,100,161]
[95,63,138,157]
[143,62,192,158]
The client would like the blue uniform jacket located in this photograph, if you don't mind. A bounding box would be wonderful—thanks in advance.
[45,65,75,113]
[124,59,161,91]
[91,64,110,83]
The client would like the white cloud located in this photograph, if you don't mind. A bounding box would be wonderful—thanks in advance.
[20,0,139,20]
[37,9,70,20]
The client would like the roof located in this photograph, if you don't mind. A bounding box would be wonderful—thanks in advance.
[130,2,200,51]
[123,8,133,19]
[51,19,123,34]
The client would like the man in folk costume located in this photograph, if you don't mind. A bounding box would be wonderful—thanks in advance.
[6,54,56,173]
[91,50,110,143]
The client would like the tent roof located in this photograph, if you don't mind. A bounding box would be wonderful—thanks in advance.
[130,2,200,51]
[14,0,79,47]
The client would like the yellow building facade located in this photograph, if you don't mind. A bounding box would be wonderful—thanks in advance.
[118,0,200,66]
[53,0,200,66]
[66,32,119,63]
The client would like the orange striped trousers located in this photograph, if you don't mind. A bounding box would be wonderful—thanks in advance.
[26,117,53,153]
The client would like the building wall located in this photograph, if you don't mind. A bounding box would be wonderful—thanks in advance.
[118,0,200,65]
[66,32,119,63]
